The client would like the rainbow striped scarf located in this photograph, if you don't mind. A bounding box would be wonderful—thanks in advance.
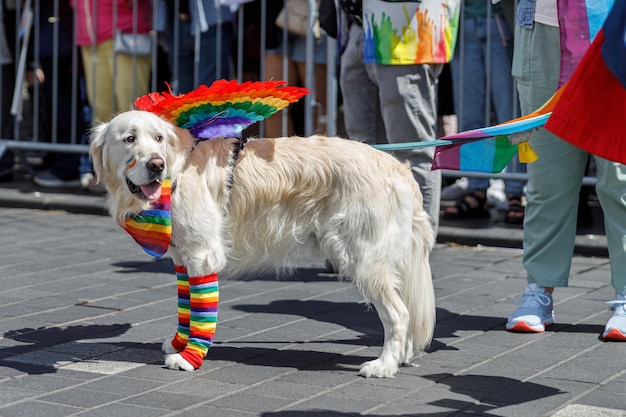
[120,178,172,258]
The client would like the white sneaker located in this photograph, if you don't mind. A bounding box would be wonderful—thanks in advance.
[441,178,468,200]
[506,283,554,332]
[33,170,81,188]
[80,173,106,194]
[603,293,626,341]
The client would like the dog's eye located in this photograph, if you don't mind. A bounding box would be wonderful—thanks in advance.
[156,134,164,143]
[124,135,136,143]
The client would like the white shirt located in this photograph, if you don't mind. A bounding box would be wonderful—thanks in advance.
[534,0,559,27]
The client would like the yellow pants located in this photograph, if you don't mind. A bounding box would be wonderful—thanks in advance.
[80,38,152,123]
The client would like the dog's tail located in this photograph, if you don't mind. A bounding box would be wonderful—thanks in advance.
[402,190,436,354]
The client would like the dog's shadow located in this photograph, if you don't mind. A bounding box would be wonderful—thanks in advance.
[258,373,564,416]
[228,299,607,357]
[221,301,460,373]
[0,324,163,375]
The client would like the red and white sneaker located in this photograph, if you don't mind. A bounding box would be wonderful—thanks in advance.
[506,283,554,333]
[603,293,626,341]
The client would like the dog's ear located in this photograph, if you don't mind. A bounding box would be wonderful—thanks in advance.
[172,125,195,152]
[89,122,109,183]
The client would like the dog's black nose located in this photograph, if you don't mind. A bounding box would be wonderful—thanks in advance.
[147,157,165,174]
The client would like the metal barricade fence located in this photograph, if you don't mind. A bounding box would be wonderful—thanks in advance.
[0,0,596,185]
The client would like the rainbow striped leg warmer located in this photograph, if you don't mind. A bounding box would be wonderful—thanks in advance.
[170,265,190,352]
[178,272,219,369]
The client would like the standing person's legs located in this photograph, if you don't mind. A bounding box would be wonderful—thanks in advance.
[264,51,297,137]
[80,41,116,192]
[485,15,525,220]
[340,24,385,144]
[515,23,585,287]
[292,60,328,134]
[114,53,152,114]
[594,158,626,295]
[507,23,586,332]
[198,23,233,86]
[293,35,328,134]
[81,41,114,122]
[371,62,442,233]
[595,158,626,340]
[33,57,81,184]
[168,20,193,94]
[486,16,514,126]
[447,17,490,216]
[451,17,487,132]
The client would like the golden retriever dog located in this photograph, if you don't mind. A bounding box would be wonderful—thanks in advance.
[89,110,435,378]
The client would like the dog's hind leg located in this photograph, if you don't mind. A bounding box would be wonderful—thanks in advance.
[358,279,410,378]
[162,265,191,355]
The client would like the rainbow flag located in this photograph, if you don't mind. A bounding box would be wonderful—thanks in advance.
[545,2,626,164]
[431,88,565,173]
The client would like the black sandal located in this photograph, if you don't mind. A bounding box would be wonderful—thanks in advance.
[443,191,490,220]
[504,195,525,225]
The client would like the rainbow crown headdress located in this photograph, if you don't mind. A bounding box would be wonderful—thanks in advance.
[123,80,309,258]
[134,79,309,139]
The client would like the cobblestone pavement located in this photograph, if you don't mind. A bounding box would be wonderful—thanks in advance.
[0,207,623,417]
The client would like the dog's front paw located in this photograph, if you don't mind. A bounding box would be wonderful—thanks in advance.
[358,358,398,378]
[164,353,195,371]
[161,339,180,354]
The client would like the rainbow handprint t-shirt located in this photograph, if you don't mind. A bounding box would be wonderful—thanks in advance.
[362,0,460,64]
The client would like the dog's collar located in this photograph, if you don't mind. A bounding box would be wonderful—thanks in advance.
[120,177,172,258]
[194,136,244,192]
[226,137,246,191]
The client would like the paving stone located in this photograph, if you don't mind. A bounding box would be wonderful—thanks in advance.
[551,404,626,417]
[121,390,208,410]
[38,388,123,408]
[210,392,298,413]
[79,375,163,396]
[0,373,86,393]
[0,400,84,417]
[62,360,144,375]
[182,405,258,417]
[0,385,42,405]
[71,403,170,417]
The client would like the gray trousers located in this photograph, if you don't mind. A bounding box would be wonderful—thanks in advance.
[340,24,442,233]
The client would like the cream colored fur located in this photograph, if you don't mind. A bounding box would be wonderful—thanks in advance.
[90,110,436,378]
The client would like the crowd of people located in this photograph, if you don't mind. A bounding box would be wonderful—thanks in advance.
[1,0,624,341]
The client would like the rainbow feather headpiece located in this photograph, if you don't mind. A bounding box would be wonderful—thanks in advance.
[134,79,309,139]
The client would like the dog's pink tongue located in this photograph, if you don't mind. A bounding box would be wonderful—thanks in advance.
[140,182,162,200]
